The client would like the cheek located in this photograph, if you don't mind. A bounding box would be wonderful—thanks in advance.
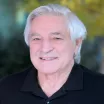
[29,44,40,56]
[59,43,75,58]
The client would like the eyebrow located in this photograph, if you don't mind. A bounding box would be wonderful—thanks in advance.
[30,31,63,37]
[30,33,40,37]
[50,32,63,36]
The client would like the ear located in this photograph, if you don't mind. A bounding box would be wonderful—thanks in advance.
[74,37,83,54]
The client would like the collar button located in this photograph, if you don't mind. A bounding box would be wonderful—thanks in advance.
[47,101,50,104]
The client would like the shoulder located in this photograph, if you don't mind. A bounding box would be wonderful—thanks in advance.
[0,66,33,91]
[77,64,104,89]
[74,63,104,82]
[79,64,104,78]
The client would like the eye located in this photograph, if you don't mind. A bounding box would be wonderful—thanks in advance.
[33,38,41,40]
[53,37,62,40]
[31,37,42,43]
[31,37,42,44]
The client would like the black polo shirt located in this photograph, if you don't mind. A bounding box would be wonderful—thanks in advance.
[0,64,104,104]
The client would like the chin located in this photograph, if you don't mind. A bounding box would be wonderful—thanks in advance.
[37,67,59,74]
[31,60,60,74]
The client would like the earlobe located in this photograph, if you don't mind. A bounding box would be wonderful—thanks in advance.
[76,37,83,46]
[74,37,83,54]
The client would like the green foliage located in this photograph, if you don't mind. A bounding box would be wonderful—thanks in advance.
[61,0,104,38]
[23,0,61,13]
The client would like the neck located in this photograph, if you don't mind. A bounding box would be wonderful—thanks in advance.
[37,61,74,97]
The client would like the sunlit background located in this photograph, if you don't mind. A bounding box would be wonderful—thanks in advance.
[0,0,104,77]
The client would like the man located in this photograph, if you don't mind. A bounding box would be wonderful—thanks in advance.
[0,4,104,104]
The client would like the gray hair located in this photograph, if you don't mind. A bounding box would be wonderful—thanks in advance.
[24,4,87,64]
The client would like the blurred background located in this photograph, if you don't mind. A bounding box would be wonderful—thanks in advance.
[0,0,104,77]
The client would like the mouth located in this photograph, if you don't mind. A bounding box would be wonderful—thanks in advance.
[39,57,58,61]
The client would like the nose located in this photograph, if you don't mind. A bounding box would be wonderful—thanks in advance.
[40,39,54,54]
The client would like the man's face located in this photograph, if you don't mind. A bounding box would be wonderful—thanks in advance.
[29,15,78,74]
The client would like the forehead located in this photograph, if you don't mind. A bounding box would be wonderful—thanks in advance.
[30,15,68,35]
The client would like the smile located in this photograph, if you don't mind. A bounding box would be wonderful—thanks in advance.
[40,57,58,61]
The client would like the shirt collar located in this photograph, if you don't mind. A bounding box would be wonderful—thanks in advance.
[20,64,83,97]
[63,63,83,91]
[20,67,47,98]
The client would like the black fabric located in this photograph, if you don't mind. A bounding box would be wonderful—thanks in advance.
[0,64,104,104]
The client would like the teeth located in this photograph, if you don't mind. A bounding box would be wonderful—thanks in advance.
[40,57,56,60]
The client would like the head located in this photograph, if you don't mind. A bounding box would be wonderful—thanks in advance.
[24,4,87,74]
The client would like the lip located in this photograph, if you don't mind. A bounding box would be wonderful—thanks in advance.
[39,57,58,61]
